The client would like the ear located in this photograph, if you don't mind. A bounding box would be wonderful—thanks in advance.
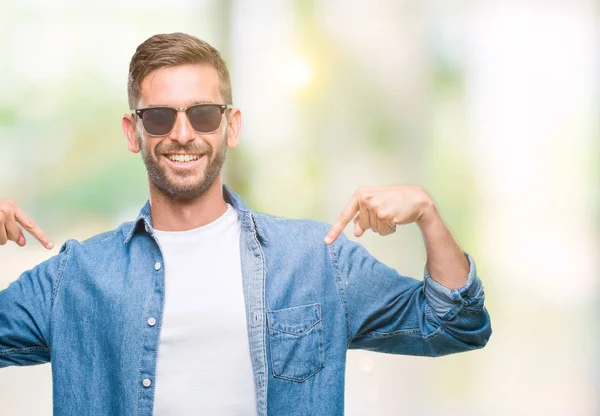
[225,108,242,149]
[122,113,141,153]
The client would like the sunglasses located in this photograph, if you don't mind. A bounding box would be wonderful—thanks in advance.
[134,104,231,136]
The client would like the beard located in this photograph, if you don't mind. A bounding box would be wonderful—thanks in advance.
[137,130,227,202]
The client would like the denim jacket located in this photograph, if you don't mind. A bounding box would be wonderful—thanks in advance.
[0,186,491,415]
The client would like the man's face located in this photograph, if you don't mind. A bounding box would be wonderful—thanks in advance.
[127,63,238,201]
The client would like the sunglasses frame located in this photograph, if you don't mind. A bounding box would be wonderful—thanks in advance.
[133,104,231,136]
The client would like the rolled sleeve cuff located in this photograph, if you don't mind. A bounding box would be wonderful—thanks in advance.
[423,252,485,319]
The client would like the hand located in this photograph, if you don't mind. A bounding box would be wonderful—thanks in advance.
[0,199,54,249]
[324,186,434,244]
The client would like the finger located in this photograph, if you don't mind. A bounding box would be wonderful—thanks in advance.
[369,207,379,234]
[325,196,359,244]
[353,214,365,237]
[373,212,396,236]
[16,232,26,247]
[5,216,22,242]
[378,222,396,236]
[0,217,7,245]
[358,205,371,234]
[13,206,53,249]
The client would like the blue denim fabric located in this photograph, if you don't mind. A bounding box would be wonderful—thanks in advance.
[0,186,491,415]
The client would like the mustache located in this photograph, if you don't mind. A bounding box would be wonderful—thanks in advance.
[155,142,212,155]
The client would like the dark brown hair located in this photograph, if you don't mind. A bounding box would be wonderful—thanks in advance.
[127,33,232,109]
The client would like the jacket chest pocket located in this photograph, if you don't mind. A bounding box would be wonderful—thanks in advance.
[267,303,325,382]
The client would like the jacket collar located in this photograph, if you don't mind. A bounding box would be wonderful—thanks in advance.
[123,184,264,244]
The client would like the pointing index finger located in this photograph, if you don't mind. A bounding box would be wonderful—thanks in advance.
[13,206,54,249]
[324,195,359,245]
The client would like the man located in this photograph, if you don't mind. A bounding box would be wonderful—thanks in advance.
[0,33,491,415]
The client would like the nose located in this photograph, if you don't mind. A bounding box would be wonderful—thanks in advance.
[169,110,194,145]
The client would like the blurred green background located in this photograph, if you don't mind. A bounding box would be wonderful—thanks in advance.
[1,1,598,415]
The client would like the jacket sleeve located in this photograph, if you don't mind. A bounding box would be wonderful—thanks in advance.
[330,232,491,356]
[0,243,70,367]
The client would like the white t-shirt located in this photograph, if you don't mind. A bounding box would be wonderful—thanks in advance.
[153,204,257,416]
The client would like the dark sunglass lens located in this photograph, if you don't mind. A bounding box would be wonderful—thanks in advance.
[188,105,222,133]
[143,108,176,135]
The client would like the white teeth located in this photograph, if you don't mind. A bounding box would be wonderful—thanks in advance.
[167,154,200,163]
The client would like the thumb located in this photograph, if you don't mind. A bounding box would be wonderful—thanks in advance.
[16,230,26,247]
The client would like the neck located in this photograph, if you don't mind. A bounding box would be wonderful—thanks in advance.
[148,176,228,231]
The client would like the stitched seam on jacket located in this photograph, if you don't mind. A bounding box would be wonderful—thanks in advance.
[0,346,50,356]
[49,240,72,348]
[101,231,116,242]
[269,303,321,313]
[366,327,422,338]
[250,212,269,416]
[50,240,72,308]
[268,318,322,337]
[327,238,352,348]
[135,256,158,416]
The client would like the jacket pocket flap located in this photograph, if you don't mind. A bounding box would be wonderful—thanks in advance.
[268,303,321,336]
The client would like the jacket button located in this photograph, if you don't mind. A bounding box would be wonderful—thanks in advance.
[148,317,156,327]
[142,378,151,387]
[251,311,261,327]
[154,262,161,271]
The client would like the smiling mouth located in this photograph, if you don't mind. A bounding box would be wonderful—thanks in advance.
[164,153,202,164]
